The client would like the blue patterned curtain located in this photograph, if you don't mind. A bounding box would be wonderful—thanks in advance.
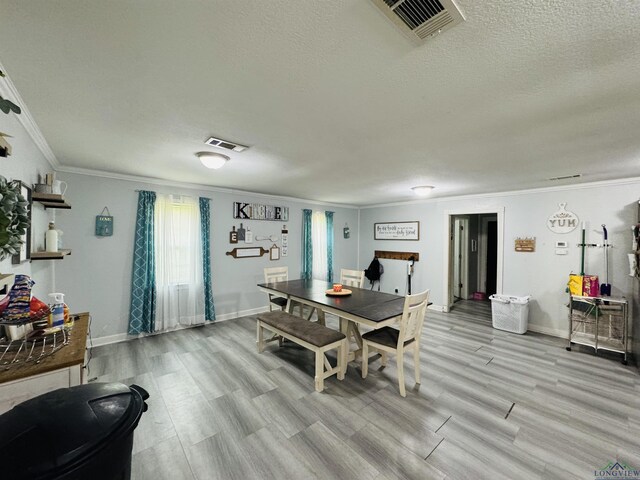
[302,209,313,280]
[325,211,334,283]
[199,197,216,322]
[129,191,157,334]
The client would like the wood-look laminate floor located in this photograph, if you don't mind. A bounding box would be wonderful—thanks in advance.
[90,300,640,480]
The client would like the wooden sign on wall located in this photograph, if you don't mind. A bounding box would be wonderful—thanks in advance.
[374,221,420,240]
[547,203,579,234]
[515,237,536,252]
[226,247,268,258]
[233,202,289,221]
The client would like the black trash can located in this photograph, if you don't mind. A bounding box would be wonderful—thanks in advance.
[0,382,149,480]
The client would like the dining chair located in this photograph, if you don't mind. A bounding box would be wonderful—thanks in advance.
[361,289,430,397]
[263,266,289,312]
[340,268,365,288]
[263,266,304,318]
[336,268,366,355]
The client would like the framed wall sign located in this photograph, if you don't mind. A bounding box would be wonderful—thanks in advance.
[11,181,31,264]
[270,244,280,261]
[374,221,420,241]
[281,225,288,257]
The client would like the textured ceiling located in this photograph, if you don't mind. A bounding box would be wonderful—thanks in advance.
[0,0,639,205]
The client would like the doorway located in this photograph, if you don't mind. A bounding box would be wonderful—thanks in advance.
[477,215,498,298]
[443,208,503,312]
[451,216,469,303]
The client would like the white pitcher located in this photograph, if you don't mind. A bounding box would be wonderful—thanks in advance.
[52,180,67,195]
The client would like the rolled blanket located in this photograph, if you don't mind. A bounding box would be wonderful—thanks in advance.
[1,274,34,323]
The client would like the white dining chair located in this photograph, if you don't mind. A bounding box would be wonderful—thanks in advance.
[340,268,365,289]
[263,266,305,318]
[263,266,289,312]
[361,289,430,397]
[336,268,366,355]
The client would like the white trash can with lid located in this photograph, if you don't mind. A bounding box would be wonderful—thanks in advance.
[489,294,531,334]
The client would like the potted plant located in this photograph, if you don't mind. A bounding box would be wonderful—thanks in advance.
[0,70,21,115]
[0,175,30,260]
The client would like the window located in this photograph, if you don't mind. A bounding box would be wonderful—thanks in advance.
[312,211,328,281]
[302,209,334,282]
[154,194,204,329]
[155,195,200,285]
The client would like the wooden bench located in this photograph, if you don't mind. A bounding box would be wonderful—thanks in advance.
[256,311,347,392]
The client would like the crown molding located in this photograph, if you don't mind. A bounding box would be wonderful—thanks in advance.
[0,60,59,169]
[361,176,640,210]
[56,165,360,210]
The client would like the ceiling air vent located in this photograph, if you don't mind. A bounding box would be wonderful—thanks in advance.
[371,0,465,42]
[548,174,582,181]
[205,136,248,152]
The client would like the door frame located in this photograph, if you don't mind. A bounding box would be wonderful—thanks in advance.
[478,215,496,296]
[452,216,470,301]
[443,207,504,312]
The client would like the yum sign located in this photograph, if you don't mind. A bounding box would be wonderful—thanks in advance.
[547,203,579,234]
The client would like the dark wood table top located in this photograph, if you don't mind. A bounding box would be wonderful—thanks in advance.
[0,313,89,384]
[258,279,405,323]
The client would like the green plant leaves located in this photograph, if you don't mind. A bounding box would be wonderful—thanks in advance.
[0,95,21,115]
[0,176,30,260]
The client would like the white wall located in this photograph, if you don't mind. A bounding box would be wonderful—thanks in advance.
[0,112,55,300]
[4,103,638,349]
[54,172,359,341]
[360,181,640,338]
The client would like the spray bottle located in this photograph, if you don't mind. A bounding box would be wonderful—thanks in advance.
[48,293,65,327]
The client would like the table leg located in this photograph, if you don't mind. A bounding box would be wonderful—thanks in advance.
[339,319,363,363]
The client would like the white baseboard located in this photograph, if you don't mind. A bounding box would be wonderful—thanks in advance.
[91,333,130,347]
[215,306,269,322]
[90,306,270,347]
[527,323,568,339]
[89,304,568,347]
[428,304,447,313]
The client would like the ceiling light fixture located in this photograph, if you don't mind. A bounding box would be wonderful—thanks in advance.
[197,151,230,169]
[411,185,434,196]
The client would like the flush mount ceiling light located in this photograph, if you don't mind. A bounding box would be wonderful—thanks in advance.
[197,151,230,169]
[411,185,435,196]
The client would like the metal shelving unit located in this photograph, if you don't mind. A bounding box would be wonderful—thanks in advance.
[567,295,628,364]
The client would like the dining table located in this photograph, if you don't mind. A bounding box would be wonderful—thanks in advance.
[257,278,406,361]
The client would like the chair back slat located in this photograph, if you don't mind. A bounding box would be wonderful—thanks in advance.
[340,268,365,288]
[264,266,288,284]
[398,289,430,345]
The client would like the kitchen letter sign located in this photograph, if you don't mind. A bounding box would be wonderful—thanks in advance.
[234,202,289,221]
[547,203,579,234]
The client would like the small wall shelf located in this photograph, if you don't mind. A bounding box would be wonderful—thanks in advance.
[31,192,71,209]
[30,249,72,261]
